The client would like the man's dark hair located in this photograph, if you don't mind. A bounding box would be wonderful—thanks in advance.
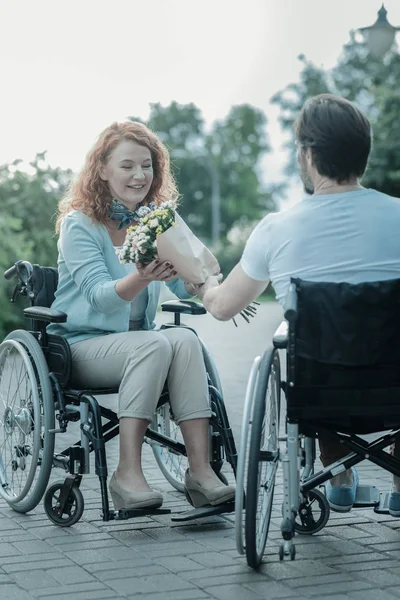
[295,94,372,183]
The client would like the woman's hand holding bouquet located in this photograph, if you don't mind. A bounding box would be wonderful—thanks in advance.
[117,201,258,325]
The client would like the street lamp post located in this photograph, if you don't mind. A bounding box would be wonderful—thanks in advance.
[359,4,400,59]
[203,156,221,248]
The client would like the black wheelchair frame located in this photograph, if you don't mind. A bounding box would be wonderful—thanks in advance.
[1,260,237,526]
[236,277,400,568]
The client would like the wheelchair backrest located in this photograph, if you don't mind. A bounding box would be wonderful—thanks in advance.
[287,278,400,432]
[30,265,59,308]
[292,277,400,367]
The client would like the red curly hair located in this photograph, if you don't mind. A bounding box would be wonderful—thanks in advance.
[56,121,179,232]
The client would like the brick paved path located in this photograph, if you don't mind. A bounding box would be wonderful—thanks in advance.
[1,304,400,599]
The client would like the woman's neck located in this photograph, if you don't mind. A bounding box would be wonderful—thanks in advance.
[104,219,129,246]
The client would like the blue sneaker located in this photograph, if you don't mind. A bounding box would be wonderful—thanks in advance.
[325,468,359,512]
[389,491,400,517]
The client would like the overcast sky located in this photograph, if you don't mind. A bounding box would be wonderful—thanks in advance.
[1,0,399,204]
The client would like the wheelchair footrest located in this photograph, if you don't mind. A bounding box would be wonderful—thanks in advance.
[353,484,380,508]
[113,508,171,520]
[170,502,235,522]
[374,492,391,515]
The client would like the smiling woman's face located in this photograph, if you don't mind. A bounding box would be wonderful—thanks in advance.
[101,139,154,209]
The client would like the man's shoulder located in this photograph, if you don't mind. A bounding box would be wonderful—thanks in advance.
[261,202,308,228]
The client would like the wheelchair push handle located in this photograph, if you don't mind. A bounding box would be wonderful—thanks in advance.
[4,260,33,284]
[284,283,298,323]
[4,265,17,280]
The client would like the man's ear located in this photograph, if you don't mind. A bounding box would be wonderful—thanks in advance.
[305,148,313,165]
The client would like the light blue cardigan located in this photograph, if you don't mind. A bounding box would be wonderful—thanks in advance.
[47,210,192,345]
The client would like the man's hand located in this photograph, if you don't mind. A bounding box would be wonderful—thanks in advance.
[136,260,177,283]
[200,264,269,321]
[195,275,222,300]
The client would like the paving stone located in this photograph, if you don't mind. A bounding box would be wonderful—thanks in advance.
[12,540,56,555]
[107,573,197,595]
[3,558,76,574]
[45,565,97,585]
[245,580,309,598]
[30,582,110,598]
[0,543,22,558]
[93,564,169,582]
[182,571,269,588]
[83,558,152,573]
[90,544,143,561]
[61,549,113,564]
[11,570,59,591]
[34,590,118,600]
[204,583,278,600]
[45,532,112,546]
[0,553,66,567]
[338,559,400,573]
[191,552,236,568]
[0,585,36,599]
[292,580,372,596]
[132,540,208,558]
[284,572,353,588]
[125,592,211,600]
[153,555,207,573]
[354,567,400,586]
[259,559,340,579]
[349,591,400,600]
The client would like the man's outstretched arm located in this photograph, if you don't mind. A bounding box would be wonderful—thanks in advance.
[197,264,269,321]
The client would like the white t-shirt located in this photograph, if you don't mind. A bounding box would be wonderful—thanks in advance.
[240,189,400,306]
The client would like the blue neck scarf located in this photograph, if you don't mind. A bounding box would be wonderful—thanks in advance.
[108,199,142,230]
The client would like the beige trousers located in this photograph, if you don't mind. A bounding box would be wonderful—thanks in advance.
[70,328,211,423]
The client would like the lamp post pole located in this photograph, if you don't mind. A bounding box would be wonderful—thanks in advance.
[203,156,221,248]
[359,4,399,59]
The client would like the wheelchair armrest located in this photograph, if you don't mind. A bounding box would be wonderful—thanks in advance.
[273,320,288,349]
[24,306,67,324]
[161,300,206,316]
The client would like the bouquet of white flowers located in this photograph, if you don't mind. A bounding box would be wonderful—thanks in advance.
[118,201,176,266]
[117,201,220,285]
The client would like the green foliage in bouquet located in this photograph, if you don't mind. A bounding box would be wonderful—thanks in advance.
[117,201,177,265]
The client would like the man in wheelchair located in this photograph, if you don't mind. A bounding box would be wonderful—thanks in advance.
[198,93,400,563]
[1,120,235,525]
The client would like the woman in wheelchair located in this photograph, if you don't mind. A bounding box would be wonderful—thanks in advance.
[46,120,235,512]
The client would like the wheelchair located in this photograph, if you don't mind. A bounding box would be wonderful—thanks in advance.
[0,260,237,527]
[235,277,400,568]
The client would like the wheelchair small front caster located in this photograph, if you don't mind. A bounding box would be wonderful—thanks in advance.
[279,541,296,561]
[295,489,330,535]
[44,481,84,527]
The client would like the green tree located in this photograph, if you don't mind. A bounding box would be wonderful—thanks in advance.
[0,154,72,336]
[130,101,276,243]
[271,35,400,197]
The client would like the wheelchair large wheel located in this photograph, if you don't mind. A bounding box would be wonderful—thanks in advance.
[151,401,187,492]
[0,330,55,513]
[245,348,281,569]
[151,338,223,493]
[235,355,262,554]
